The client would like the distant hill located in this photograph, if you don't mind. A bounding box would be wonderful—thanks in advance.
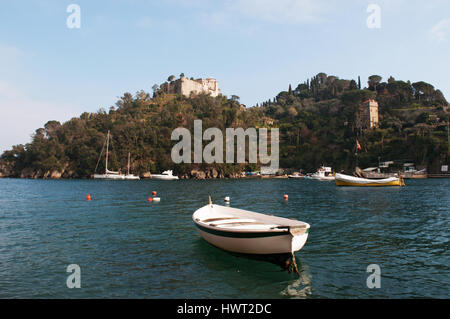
[1,73,448,179]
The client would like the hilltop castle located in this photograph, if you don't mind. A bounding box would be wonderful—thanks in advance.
[160,75,221,97]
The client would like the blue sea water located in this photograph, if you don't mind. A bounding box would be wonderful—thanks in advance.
[0,178,448,298]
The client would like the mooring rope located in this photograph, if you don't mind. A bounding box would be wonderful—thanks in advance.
[292,253,299,274]
[289,253,300,275]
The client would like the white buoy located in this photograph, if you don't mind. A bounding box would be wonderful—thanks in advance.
[153,197,161,202]
[224,196,230,203]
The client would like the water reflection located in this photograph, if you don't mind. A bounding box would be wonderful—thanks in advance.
[280,262,312,298]
[192,237,313,298]
[193,237,308,273]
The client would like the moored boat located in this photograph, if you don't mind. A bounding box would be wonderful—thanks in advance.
[150,170,179,180]
[288,172,305,179]
[93,131,140,180]
[307,166,335,181]
[400,163,427,179]
[335,173,405,187]
[93,131,126,180]
[124,152,140,180]
[192,198,310,255]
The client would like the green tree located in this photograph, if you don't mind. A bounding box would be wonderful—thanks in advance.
[368,75,382,91]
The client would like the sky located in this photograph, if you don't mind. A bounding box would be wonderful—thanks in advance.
[1,0,449,153]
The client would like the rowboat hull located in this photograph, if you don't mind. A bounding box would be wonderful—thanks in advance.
[193,204,310,255]
[195,225,308,254]
[335,173,405,187]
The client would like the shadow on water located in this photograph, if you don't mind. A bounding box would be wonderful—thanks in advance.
[191,238,313,298]
[227,252,301,274]
[192,237,299,273]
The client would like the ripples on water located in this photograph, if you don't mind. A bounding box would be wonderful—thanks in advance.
[0,178,448,298]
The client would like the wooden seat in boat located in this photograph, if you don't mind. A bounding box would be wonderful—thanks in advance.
[202,217,235,223]
[210,221,265,227]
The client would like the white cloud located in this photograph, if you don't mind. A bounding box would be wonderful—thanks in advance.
[430,19,450,43]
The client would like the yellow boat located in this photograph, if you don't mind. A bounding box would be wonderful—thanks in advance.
[335,173,405,187]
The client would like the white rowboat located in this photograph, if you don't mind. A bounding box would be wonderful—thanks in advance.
[192,199,310,255]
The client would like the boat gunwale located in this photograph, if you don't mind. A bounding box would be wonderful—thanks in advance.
[193,220,294,238]
[192,204,309,235]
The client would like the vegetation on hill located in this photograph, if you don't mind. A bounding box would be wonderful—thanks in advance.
[1,73,448,178]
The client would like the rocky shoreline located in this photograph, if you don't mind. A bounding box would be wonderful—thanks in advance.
[0,165,276,180]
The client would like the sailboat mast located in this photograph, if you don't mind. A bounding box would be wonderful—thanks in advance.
[128,152,130,175]
[105,131,110,173]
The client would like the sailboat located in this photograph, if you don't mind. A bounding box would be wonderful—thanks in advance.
[124,152,140,180]
[334,138,405,186]
[335,173,405,187]
[93,131,139,180]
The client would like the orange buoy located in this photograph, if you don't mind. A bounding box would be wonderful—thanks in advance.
[283,194,288,200]
[152,191,157,196]
[86,194,91,201]
[147,197,153,202]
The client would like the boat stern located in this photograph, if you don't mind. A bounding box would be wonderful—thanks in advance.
[290,223,310,253]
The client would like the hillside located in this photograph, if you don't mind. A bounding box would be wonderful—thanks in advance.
[1,73,449,179]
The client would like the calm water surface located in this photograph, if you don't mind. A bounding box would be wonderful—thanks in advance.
[0,178,448,298]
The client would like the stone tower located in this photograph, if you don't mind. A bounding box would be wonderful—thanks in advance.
[361,99,379,128]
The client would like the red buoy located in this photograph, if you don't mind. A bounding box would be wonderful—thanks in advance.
[86,194,91,201]
[283,194,288,200]
[152,191,157,196]
[147,197,153,202]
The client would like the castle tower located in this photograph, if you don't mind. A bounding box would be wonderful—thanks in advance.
[362,99,379,128]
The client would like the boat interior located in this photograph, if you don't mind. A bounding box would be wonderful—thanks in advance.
[196,216,280,230]
[194,205,308,232]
